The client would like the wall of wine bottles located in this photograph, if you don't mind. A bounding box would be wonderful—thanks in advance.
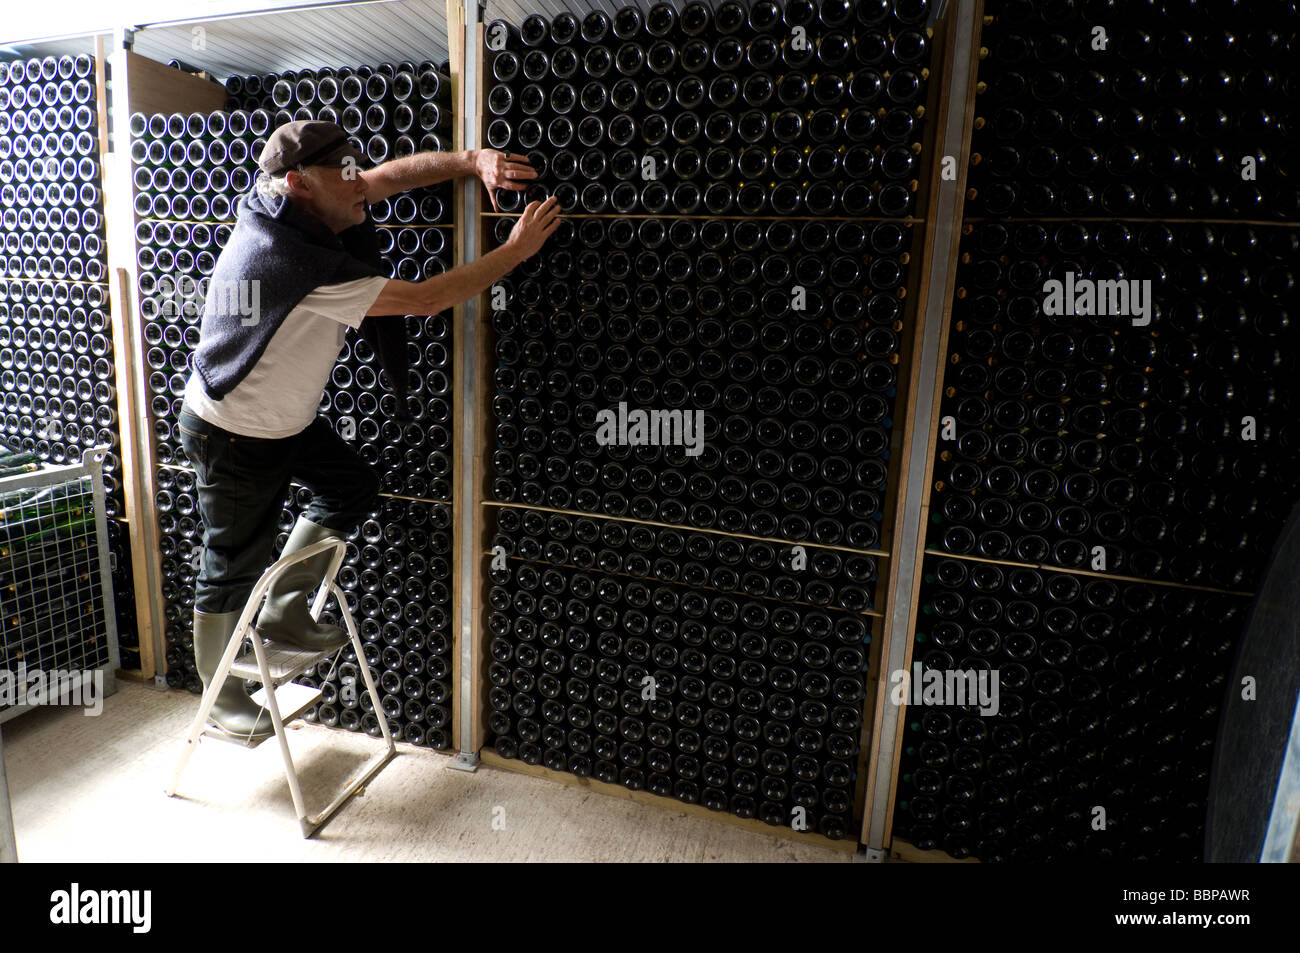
[0,53,141,671]
[130,57,459,748]
[10,0,1296,858]
[477,0,940,843]
[890,0,1300,860]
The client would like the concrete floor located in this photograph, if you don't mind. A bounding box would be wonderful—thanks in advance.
[2,679,848,863]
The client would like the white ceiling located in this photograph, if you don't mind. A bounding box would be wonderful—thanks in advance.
[1,0,451,77]
[2,0,763,80]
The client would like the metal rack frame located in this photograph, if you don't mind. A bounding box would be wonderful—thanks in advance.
[0,448,122,725]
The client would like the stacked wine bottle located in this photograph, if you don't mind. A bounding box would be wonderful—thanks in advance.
[965,0,1299,219]
[291,490,454,748]
[106,519,141,671]
[0,55,120,488]
[485,0,929,216]
[897,554,1239,861]
[482,0,938,839]
[933,220,1297,588]
[488,214,904,549]
[0,54,138,668]
[133,60,456,747]
[0,473,116,702]
[895,0,1300,861]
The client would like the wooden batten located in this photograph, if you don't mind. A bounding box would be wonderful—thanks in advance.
[482,500,889,558]
[480,213,924,222]
[922,548,1257,597]
[95,35,158,678]
[96,37,157,678]
[106,265,158,678]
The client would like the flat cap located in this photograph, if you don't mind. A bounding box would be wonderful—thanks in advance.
[257,120,363,175]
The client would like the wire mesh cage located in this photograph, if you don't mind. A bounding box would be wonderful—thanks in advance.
[0,447,119,724]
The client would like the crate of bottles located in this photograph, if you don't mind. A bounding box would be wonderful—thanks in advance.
[0,446,119,723]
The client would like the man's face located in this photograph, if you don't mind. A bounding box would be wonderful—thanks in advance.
[290,163,368,233]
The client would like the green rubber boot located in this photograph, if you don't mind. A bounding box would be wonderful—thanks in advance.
[255,516,349,652]
[193,609,273,740]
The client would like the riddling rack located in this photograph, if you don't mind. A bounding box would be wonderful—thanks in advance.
[889,0,1300,862]
[0,52,140,673]
[469,0,954,849]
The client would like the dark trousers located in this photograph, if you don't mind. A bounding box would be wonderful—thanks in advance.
[177,405,379,614]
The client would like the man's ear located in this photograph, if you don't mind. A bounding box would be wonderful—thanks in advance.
[286,168,309,194]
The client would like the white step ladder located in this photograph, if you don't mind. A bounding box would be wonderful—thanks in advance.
[165,538,397,837]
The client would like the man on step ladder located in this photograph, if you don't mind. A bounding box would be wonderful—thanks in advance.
[179,119,558,740]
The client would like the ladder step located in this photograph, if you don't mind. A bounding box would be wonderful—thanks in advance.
[199,683,323,749]
[251,682,323,725]
[231,640,330,685]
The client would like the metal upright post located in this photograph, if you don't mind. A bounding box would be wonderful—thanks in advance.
[86,449,122,687]
[451,0,485,771]
[863,0,983,852]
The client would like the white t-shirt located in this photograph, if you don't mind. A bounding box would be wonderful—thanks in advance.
[184,276,388,439]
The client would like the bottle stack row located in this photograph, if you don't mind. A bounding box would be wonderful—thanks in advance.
[132,58,456,735]
[482,0,940,840]
[931,220,1297,589]
[221,59,452,161]
[485,0,930,216]
[965,0,1299,219]
[0,54,138,669]
[896,554,1239,861]
[488,215,903,550]
[895,0,1300,861]
[0,280,120,491]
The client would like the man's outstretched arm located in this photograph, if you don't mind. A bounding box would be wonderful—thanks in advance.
[359,148,537,208]
[365,196,560,317]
